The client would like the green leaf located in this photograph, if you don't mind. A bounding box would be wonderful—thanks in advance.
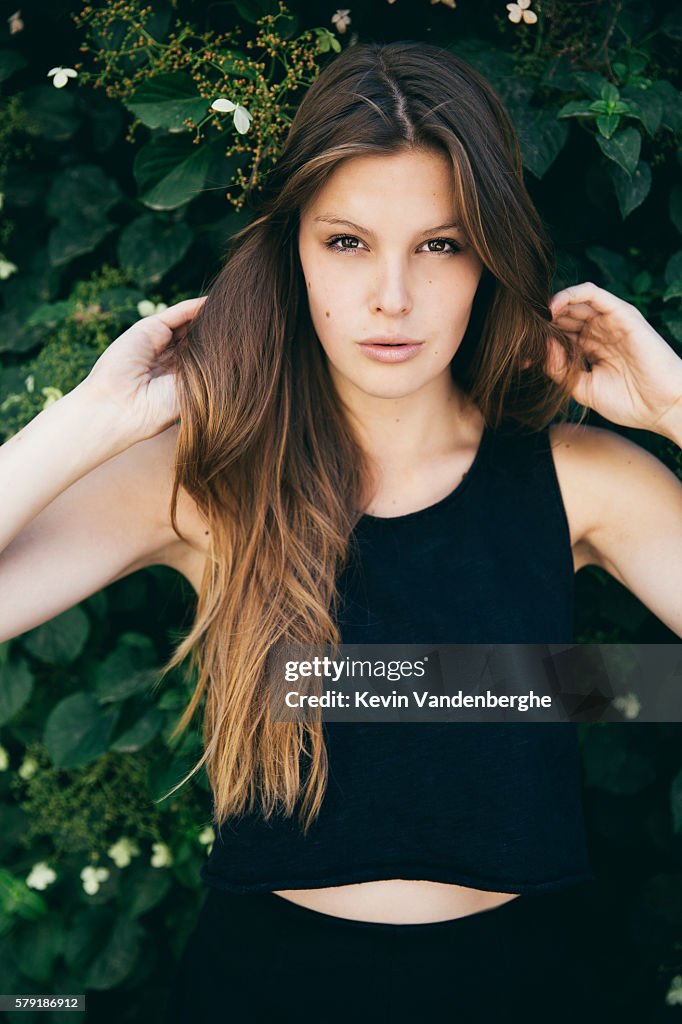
[63,907,111,973]
[44,166,121,267]
[11,918,62,983]
[609,159,651,218]
[632,270,652,293]
[110,707,164,752]
[596,113,620,138]
[117,215,193,286]
[582,728,655,794]
[85,917,145,989]
[513,105,569,178]
[670,185,682,235]
[46,165,121,221]
[0,658,33,726]
[662,311,682,344]
[94,634,159,703]
[48,215,117,268]
[661,8,682,40]
[620,85,663,137]
[118,866,171,919]
[0,869,47,921]
[44,692,120,769]
[124,73,211,131]
[96,667,161,705]
[649,80,682,133]
[596,126,641,175]
[572,70,609,99]
[134,136,217,211]
[147,754,196,802]
[663,282,682,302]
[22,607,90,665]
[24,300,78,331]
[584,246,633,287]
[0,50,28,83]
[228,0,278,23]
[600,82,620,104]
[664,252,682,286]
[557,100,594,119]
[20,85,79,142]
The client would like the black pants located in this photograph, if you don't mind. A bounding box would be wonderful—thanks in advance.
[166,882,631,1023]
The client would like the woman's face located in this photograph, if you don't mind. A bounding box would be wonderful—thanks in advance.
[297,147,484,402]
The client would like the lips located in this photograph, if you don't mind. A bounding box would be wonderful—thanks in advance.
[357,340,424,363]
[360,337,421,346]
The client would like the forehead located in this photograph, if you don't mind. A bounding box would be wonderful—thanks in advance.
[302,148,458,225]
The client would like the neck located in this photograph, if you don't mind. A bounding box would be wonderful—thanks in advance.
[332,368,484,478]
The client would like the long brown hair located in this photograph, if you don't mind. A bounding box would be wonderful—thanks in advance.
[159,41,585,833]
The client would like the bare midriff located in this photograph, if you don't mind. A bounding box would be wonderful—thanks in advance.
[272,880,521,924]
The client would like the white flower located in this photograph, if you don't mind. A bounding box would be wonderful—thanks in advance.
[198,825,215,845]
[0,745,9,771]
[150,842,173,868]
[137,299,168,318]
[210,97,253,135]
[506,0,537,24]
[8,11,23,35]
[430,0,456,8]
[612,692,641,720]
[198,826,215,853]
[26,862,57,891]
[108,837,141,869]
[18,755,38,779]
[47,66,78,89]
[24,374,34,394]
[666,975,682,1007]
[331,9,351,33]
[80,865,110,895]
[0,257,17,279]
[41,386,63,409]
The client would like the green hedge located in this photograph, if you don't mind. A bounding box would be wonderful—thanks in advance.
[0,2,681,1019]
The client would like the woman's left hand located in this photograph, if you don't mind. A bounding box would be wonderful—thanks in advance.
[544,281,682,437]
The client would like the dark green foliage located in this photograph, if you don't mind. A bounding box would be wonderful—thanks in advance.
[0,1,680,1020]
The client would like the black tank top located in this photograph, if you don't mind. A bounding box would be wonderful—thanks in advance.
[200,423,596,894]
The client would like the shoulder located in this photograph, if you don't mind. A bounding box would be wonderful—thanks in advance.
[547,421,682,578]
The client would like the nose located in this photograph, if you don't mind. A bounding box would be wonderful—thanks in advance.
[369,258,413,316]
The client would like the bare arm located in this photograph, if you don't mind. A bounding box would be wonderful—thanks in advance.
[552,422,682,638]
[0,297,208,643]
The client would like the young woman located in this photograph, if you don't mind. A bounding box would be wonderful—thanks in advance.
[1,41,681,1023]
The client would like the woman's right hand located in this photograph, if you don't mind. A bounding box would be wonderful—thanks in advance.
[78,296,207,443]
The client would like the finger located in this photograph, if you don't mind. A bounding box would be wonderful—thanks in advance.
[138,297,207,356]
[543,335,569,381]
[550,315,586,332]
[551,303,600,322]
[549,282,616,317]
[151,296,208,330]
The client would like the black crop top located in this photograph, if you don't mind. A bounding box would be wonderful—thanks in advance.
[200,423,596,895]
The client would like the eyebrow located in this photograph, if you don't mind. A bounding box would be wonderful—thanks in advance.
[313,215,463,237]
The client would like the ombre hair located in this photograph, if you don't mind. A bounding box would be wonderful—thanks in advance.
[160,41,585,833]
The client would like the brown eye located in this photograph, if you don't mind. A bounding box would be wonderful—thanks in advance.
[423,237,464,254]
[325,235,363,254]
